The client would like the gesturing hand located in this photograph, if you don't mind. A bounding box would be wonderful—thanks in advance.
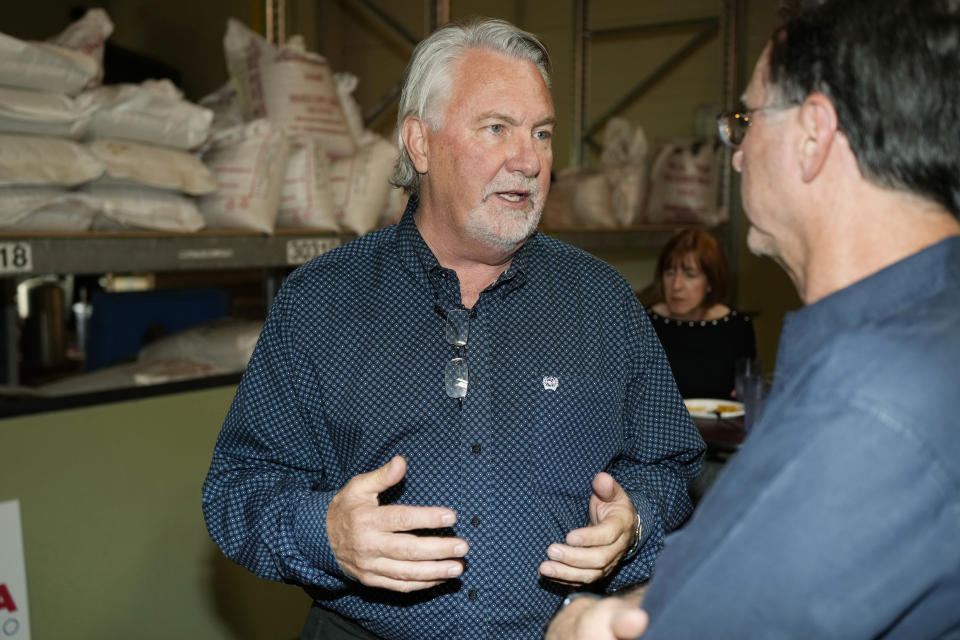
[327,455,469,592]
[545,595,649,640]
[538,472,638,585]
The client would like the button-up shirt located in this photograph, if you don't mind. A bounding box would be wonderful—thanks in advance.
[202,199,704,640]
[642,236,960,638]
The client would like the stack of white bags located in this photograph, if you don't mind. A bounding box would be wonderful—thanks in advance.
[0,9,217,232]
[200,19,403,235]
[0,12,401,236]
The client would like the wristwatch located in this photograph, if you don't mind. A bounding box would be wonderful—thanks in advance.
[560,591,602,610]
[625,511,642,558]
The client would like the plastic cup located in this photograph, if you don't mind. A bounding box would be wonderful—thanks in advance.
[737,373,766,433]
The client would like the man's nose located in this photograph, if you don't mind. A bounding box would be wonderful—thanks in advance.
[505,135,543,176]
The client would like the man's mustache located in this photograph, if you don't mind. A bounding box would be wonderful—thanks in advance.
[482,179,541,202]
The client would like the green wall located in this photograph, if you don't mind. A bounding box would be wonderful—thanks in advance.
[0,387,311,640]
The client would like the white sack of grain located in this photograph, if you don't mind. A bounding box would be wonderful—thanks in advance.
[86,80,214,150]
[276,134,339,230]
[0,186,98,231]
[0,31,99,95]
[330,134,397,236]
[223,19,356,158]
[87,183,205,232]
[643,139,726,226]
[197,119,288,233]
[48,7,113,86]
[87,138,217,195]
[0,133,103,186]
[0,85,97,138]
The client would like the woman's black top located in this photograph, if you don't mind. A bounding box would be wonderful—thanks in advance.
[646,308,757,399]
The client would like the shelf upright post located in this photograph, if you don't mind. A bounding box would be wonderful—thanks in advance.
[432,0,450,28]
[720,0,744,303]
[0,278,18,386]
[571,0,588,168]
[265,0,286,45]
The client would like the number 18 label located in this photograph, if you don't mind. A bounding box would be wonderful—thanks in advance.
[0,242,33,274]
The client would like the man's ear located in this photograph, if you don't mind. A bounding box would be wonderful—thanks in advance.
[797,93,839,183]
[401,116,430,174]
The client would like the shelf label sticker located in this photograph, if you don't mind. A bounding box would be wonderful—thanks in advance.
[0,243,33,274]
[286,238,341,265]
[177,248,235,261]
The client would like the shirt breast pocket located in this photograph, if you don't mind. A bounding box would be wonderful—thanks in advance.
[512,374,625,496]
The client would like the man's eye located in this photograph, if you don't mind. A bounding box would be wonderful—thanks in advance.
[534,129,552,141]
[488,124,504,134]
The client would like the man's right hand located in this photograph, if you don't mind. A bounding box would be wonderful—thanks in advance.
[326,455,469,592]
[545,595,649,640]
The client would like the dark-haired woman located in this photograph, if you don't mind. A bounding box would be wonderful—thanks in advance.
[647,229,756,399]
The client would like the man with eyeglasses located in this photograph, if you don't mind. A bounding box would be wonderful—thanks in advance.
[202,16,705,640]
[547,0,960,638]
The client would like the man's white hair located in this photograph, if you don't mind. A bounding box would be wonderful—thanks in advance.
[389,17,552,195]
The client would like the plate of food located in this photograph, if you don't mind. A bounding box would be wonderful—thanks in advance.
[684,398,745,419]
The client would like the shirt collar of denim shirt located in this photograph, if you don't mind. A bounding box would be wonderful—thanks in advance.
[774,235,960,389]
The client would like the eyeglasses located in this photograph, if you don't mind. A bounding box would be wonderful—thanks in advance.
[716,104,795,148]
[442,307,471,400]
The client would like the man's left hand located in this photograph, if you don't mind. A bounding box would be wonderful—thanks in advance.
[538,472,639,585]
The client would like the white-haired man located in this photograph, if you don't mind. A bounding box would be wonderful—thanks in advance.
[202,17,703,640]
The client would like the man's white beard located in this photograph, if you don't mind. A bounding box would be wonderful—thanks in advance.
[465,179,544,251]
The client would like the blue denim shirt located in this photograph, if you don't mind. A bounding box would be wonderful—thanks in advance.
[202,200,704,640]
[642,236,960,638]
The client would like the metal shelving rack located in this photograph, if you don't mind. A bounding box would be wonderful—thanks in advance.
[0,228,352,386]
[0,229,348,276]
[570,0,744,296]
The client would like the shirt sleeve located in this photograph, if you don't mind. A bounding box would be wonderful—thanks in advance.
[606,291,706,588]
[641,400,960,638]
[201,274,350,589]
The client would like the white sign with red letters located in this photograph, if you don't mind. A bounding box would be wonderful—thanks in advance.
[0,500,30,639]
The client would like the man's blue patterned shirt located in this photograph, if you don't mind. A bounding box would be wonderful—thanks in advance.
[202,199,704,640]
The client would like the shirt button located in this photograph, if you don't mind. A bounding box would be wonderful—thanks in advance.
[470,516,480,527]
[471,443,481,454]
[468,588,478,601]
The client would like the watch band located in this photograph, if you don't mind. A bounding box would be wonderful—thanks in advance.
[625,511,642,558]
[560,591,602,610]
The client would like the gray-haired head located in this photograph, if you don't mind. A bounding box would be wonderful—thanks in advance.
[389,17,552,195]
[769,0,960,217]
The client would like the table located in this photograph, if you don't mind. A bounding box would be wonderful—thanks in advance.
[694,415,746,453]
[690,416,746,504]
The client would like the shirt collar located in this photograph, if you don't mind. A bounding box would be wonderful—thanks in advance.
[395,194,436,283]
[393,194,533,304]
[775,235,960,383]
